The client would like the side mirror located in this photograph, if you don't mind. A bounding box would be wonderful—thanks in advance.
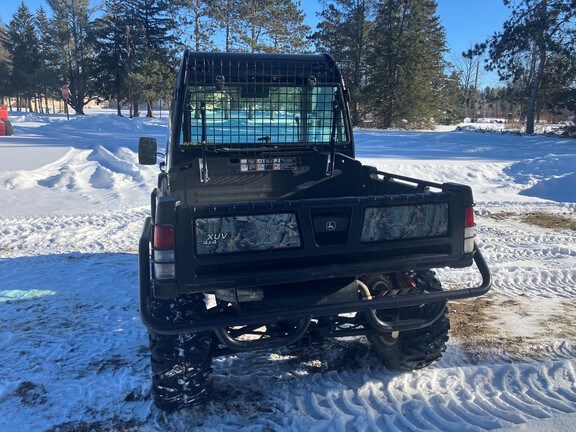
[138,137,157,165]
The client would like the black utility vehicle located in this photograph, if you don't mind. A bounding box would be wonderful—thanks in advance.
[138,51,491,411]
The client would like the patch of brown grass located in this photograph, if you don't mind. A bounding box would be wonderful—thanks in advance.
[450,295,576,362]
[485,211,576,231]
[521,212,576,231]
[450,297,542,361]
[541,302,576,340]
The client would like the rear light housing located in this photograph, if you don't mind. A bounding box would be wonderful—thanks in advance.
[464,206,475,253]
[153,225,176,280]
[154,225,174,250]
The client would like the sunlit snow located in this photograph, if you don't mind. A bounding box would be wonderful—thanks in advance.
[1,109,575,431]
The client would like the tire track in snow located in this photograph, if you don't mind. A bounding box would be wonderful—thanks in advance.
[207,357,575,432]
[170,338,576,432]
[445,205,576,300]
[2,204,576,430]
[0,208,149,256]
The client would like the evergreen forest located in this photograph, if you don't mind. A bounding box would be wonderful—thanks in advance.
[0,0,575,131]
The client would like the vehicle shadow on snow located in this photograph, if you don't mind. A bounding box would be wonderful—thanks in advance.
[0,252,155,430]
[5,253,572,431]
[0,254,481,417]
[0,253,395,428]
[158,339,398,428]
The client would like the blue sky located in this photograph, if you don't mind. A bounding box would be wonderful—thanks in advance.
[2,0,509,84]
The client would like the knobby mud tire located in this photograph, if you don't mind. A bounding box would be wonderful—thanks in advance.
[365,271,450,372]
[148,294,213,411]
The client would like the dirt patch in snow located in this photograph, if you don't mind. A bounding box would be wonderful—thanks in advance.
[449,297,540,361]
[487,211,576,231]
[450,295,576,362]
[541,301,576,339]
[521,212,576,231]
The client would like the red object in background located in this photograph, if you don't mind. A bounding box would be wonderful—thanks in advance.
[61,85,70,99]
[0,119,14,136]
[0,106,14,136]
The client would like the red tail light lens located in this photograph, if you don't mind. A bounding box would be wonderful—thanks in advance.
[154,225,174,250]
[465,207,475,227]
[464,207,475,253]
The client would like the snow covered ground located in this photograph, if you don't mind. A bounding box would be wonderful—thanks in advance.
[0,110,575,432]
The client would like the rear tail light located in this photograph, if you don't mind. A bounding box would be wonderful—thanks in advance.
[154,262,175,280]
[154,225,174,250]
[464,206,475,253]
[153,225,176,280]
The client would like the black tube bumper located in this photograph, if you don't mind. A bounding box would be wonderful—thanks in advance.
[139,217,492,335]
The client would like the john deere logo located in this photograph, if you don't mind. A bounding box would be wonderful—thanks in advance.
[326,221,337,231]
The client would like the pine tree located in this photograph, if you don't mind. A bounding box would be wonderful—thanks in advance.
[234,0,272,52]
[365,0,448,129]
[542,52,576,115]
[93,0,131,116]
[175,0,218,51]
[312,0,374,125]
[0,19,12,104]
[36,6,60,113]
[266,0,311,53]
[127,0,176,117]
[438,71,466,124]
[130,50,174,116]
[226,0,311,53]
[46,0,96,115]
[474,0,576,133]
[7,2,41,111]
[210,0,242,52]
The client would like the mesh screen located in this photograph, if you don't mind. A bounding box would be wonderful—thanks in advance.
[180,55,348,149]
[181,85,346,147]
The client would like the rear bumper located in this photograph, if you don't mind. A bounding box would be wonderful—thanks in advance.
[138,217,492,335]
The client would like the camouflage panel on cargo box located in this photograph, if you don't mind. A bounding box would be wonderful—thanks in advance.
[361,203,449,242]
[195,213,301,255]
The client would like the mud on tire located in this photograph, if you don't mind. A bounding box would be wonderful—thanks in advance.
[364,271,450,371]
[149,294,213,411]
